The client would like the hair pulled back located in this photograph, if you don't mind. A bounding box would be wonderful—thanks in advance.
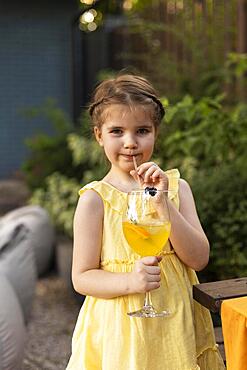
[88,74,165,129]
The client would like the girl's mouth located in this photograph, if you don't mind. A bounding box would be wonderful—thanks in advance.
[121,154,139,161]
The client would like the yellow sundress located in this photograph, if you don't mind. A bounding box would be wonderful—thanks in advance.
[66,169,225,370]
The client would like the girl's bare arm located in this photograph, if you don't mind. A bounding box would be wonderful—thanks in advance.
[132,163,210,271]
[168,179,209,271]
[71,190,161,299]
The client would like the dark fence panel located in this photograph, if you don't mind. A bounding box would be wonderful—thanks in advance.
[73,0,247,118]
[108,0,246,99]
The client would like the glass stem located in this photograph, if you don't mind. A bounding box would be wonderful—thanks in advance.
[144,292,153,308]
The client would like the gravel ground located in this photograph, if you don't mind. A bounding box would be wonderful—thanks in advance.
[22,272,81,370]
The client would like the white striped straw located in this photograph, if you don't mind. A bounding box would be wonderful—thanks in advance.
[133,156,142,188]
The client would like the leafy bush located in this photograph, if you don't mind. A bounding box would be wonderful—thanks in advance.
[28,127,109,238]
[67,133,109,184]
[22,99,84,189]
[193,165,247,282]
[30,173,80,238]
[27,94,247,281]
[156,95,247,179]
[154,96,247,281]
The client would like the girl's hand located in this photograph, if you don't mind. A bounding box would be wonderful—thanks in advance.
[128,256,162,294]
[130,162,168,191]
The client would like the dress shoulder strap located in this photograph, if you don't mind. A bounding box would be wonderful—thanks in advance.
[78,181,125,214]
[78,181,99,196]
[165,168,180,209]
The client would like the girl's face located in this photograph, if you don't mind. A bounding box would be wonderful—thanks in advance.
[94,104,156,175]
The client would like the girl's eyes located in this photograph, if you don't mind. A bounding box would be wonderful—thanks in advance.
[137,128,150,135]
[110,128,150,135]
[110,129,123,135]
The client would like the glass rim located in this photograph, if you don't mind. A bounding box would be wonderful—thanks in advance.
[128,189,175,194]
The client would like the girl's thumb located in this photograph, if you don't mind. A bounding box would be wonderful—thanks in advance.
[142,256,162,265]
[156,255,162,263]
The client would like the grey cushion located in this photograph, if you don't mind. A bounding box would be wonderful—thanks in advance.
[0,274,26,370]
[0,223,37,323]
[0,205,55,276]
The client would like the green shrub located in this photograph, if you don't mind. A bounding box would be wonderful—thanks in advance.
[28,95,247,281]
[30,173,80,238]
[194,165,247,282]
[29,129,109,238]
[22,99,84,189]
[67,133,109,184]
[154,96,247,281]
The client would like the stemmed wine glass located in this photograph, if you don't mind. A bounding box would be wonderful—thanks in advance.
[122,188,171,318]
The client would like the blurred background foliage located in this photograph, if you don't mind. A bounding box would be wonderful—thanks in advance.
[23,0,247,282]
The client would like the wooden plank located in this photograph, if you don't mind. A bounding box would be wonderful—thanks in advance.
[218,343,226,363]
[193,277,247,313]
[214,326,224,344]
[214,327,226,363]
[237,0,247,53]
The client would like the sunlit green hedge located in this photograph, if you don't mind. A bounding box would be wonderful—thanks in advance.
[193,165,247,282]
[27,95,247,281]
[156,95,247,281]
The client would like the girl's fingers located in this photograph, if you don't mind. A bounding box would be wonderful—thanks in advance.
[151,169,161,180]
[132,163,169,190]
[146,282,161,291]
[133,256,162,292]
[146,274,161,283]
[136,163,169,190]
[136,162,165,185]
[145,265,161,275]
[130,170,144,185]
[141,256,160,265]
[143,166,159,183]
[137,162,158,176]
[156,255,162,263]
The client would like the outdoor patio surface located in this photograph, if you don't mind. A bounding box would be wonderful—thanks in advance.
[22,271,81,370]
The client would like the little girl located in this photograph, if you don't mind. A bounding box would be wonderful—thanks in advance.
[66,74,225,370]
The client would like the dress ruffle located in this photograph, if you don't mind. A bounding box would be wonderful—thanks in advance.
[165,168,180,200]
[79,181,126,214]
[197,344,225,369]
[78,168,180,213]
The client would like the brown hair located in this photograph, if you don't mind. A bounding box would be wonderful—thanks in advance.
[88,74,165,129]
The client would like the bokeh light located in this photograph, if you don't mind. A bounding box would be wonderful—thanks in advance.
[123,0,133,11]
[81,11,94,23]
[79,8,102,32]
[80,0,94,5]
[167,1,176,14]
[87,22,97,32]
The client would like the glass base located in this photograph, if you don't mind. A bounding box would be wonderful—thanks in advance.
[127,305,171,318]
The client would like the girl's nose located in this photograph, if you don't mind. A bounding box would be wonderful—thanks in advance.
[123,135,138,149]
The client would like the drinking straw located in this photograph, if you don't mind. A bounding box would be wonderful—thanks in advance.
[133,156,142,188]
